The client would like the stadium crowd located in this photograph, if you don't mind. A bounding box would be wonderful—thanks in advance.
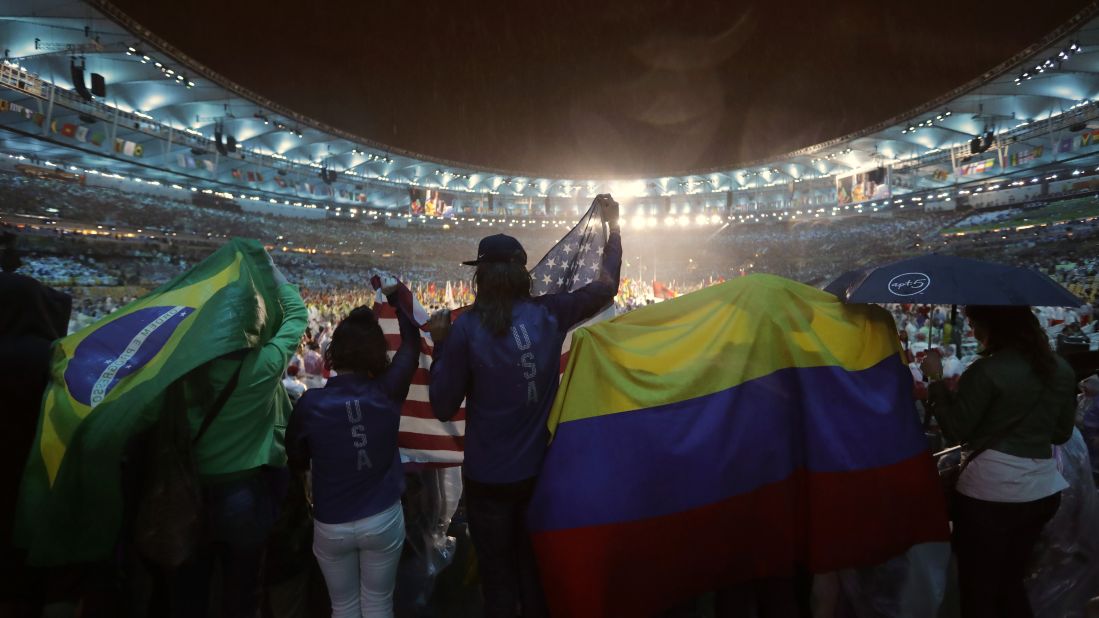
[4,171,1099,618]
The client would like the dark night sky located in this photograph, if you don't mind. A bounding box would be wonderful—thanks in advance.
[112,0,1091,177]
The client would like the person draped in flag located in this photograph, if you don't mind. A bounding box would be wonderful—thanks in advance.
[285,277,421,618]
[428,194,622,618]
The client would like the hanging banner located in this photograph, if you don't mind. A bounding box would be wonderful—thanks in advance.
[956,158,997,177]
[1008,145,1044,167]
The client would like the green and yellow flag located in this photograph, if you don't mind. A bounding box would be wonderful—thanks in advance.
[17,238,286,565]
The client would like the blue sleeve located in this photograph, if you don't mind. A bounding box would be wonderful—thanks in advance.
[285,396,310,471]
[381,291,421,402]
[429,318,470,422]
[539,230,622,332]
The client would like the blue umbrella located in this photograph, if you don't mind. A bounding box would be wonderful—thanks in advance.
[840,253,1082,307]
[823,269,865,298]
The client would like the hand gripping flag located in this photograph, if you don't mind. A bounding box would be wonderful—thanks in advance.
[17,238,291,565]
[528,274,949,617]
[529,199,608,297]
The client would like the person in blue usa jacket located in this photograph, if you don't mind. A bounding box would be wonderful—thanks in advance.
[428,195,622,618]
[286,277,419,618]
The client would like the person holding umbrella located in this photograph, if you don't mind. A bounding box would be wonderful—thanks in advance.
[921,305,1076,618]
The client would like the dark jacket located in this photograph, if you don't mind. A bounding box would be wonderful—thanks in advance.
[286,293,420,524]
[430,231,622,484]
[930,348,1076,458]
[0,272,71,552]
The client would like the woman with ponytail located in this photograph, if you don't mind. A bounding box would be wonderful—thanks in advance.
[922,305,1076,618]
[285,278,419,618]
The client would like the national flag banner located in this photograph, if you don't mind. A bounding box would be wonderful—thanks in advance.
[16,239,291,565]
[114,139,139,156]
[246,171,256,183]
[256,172,264,183]
[89,131,105,147]
[74,126,89,142]
[652,279,676,299]
[176,153,196,169]
[529,198,609,296]
[1009,145,1044,167]
[956,158,995,176]
[528,274,949,616]
[60,123,77,138]
[49,120,58,134]
[232,168,243,180]
[274,175,286,188]
[0,99,9,112]
[371,282,465,466]
[202,159,215,173]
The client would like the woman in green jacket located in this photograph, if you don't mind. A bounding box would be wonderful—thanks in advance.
[922,305,1076,618]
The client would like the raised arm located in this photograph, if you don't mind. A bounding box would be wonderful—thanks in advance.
[540,228,622,331]
[381,289,422,402]
[255,283,309,378]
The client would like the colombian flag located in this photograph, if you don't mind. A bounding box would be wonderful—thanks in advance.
[529,274,948,616]
[17,239,286,565]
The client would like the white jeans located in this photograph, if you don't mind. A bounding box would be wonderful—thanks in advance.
[313,501,405,618]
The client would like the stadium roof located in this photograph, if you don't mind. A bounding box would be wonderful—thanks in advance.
[2,0,1099,208]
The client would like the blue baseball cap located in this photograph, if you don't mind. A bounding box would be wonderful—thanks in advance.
[462,234,527,266]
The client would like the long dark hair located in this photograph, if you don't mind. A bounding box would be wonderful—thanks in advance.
[965,305,1057,379]
[325,306,389,376]
[472,262,532,336]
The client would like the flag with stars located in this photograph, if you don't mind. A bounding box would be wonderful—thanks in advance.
[530,198,609,297]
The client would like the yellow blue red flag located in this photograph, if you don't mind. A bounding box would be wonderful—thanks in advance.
[529,274,949,616]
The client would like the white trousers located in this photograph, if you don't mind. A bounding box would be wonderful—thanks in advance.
[313,501,405,618]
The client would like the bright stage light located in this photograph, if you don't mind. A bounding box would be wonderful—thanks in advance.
[677,215,689,226]
[610,180,647,198]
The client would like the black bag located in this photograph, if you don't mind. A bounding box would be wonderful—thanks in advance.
[133,366,241,568]
[938,447,987,515]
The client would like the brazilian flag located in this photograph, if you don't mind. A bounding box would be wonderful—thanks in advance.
[17,238,287,565]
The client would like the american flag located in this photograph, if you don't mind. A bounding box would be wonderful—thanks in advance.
[530,199,610,296]
[375,198,613,466]
[373,290,466,466]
